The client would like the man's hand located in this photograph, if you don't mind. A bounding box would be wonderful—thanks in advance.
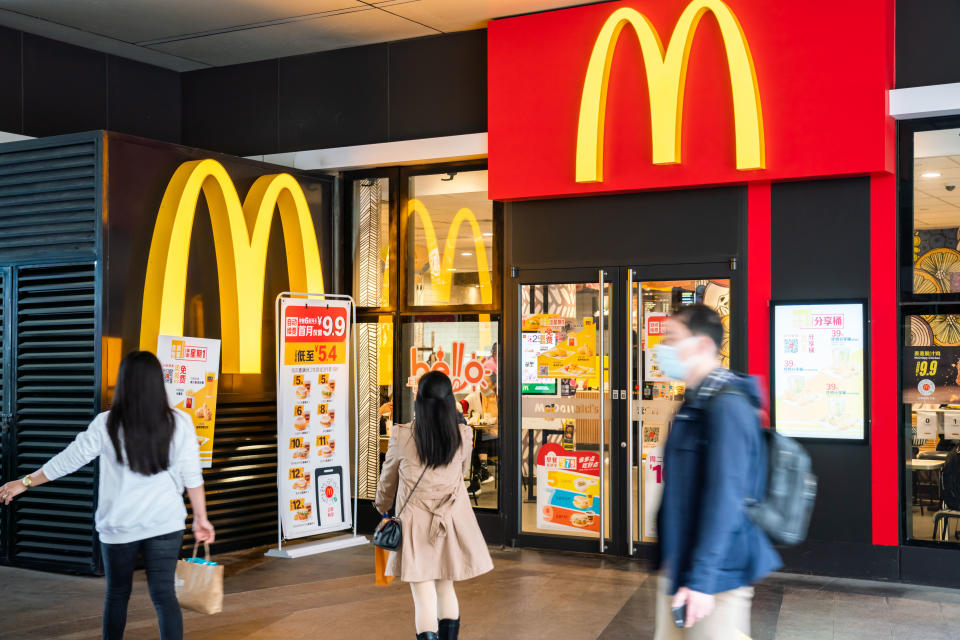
[672,587,715,628]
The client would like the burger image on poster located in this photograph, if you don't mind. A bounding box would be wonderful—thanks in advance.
[294,414,308,431]
[320,379,336,400]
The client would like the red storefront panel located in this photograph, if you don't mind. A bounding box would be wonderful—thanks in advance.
[487,0,894,200]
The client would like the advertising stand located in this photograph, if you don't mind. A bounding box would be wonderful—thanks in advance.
[266,292,368,559]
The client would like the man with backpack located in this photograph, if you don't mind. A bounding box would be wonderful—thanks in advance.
[652,304,783,639]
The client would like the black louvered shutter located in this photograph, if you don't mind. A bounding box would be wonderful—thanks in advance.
[183,399,279,553]
[11,263,99,572]
[0,269,7,564]
[0,140,98,258]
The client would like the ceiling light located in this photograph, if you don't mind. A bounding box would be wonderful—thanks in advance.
[482,232,493,237]
[449,268,457,271]
[462,252,473,256]
[922,172,942,178]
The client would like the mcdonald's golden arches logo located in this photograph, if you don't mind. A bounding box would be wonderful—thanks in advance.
[140,159,325,374]
[576,0,765,183]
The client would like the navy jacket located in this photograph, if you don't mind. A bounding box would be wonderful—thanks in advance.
[656,369,782,595]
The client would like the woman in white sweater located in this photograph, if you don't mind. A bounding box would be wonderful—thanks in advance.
[0,351,214,640]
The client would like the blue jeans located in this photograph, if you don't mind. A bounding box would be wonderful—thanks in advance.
[101,530,183,640]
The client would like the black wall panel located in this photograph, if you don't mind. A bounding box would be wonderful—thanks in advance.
[107,56,181,143]
[388,30,487,141]
[278,44,388,151]
[182,30,488,155]
[896,0,960,89]
[507,187,743,269]
[22,35,107,138]
[181,60,279,156]
[0,27,21,134]
[771,177,872,545]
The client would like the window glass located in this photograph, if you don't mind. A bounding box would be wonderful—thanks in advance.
[400,317,499,509]
[355,317,393,500]
[405,170,493,307]
[913,129,960,294]
[352,178,390,307]
[903,313,960,542]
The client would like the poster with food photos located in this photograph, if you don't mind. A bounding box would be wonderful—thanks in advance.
[772,302,866,440]
[278,298,353,538]
[157,335,221,469]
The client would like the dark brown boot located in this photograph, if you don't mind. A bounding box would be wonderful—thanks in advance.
[439,618,460,640]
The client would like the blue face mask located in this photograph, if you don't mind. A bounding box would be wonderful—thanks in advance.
[654,340,694,381]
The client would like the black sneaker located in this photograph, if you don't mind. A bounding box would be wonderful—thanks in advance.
[480,465,494,484]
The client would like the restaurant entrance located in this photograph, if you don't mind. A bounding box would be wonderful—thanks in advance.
[514,263,736,557]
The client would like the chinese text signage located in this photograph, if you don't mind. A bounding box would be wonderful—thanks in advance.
[536,443,601,533]
[772,302,866,440]
[277,299,353,538]
[157,335,221,468]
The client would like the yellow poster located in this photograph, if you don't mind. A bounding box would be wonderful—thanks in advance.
[536,318,598,379]
[158,336,222,468]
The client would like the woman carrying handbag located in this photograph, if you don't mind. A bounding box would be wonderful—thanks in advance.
[375,371,493,640]
[0,351,215,640]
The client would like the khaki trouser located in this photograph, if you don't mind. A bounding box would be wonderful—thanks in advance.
[653,577,753,640]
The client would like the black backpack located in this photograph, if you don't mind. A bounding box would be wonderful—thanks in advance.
[704,384,818,546]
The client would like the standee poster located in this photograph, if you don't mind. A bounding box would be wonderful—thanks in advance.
[535,443,601,533]
[157,335,221,468]
[772,302,866,440]
[277,299,353,539]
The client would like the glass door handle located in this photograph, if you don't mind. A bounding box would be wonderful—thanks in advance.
[598,268,606,554]
[625,268,634,556]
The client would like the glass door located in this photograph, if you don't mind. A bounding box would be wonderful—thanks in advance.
[629,275,732,552]
[518,270,612,552]
[514,266,734,555]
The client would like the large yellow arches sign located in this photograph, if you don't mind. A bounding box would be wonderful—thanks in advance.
[575,0,764,183]
[404,198,493,306]
[140,159,325,374]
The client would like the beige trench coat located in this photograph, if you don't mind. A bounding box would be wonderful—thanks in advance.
[374,422,494,583]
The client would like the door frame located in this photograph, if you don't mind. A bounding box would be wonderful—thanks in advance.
[504,261,744,557]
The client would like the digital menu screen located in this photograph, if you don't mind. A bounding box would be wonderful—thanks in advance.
[772,301,866,440]
[522,332,557,395]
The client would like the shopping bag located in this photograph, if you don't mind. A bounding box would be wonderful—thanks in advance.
[375,545,394,586]
[175,541,224,614]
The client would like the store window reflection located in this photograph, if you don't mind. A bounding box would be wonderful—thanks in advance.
[400,317,499,509]
[352,178,391,308]
[356,318,393,500]
[405,170,493,307]
[912,128,960,295]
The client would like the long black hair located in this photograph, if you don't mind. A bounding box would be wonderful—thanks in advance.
[413,371,462,468]
[106,351,176,475]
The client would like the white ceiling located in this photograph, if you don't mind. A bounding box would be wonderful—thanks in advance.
[915,128,960,230]
[0,0,585,70]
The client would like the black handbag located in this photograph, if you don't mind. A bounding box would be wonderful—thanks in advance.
[373,467,427,551]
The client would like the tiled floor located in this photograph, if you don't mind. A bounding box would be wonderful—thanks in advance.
[3,542,960,639]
